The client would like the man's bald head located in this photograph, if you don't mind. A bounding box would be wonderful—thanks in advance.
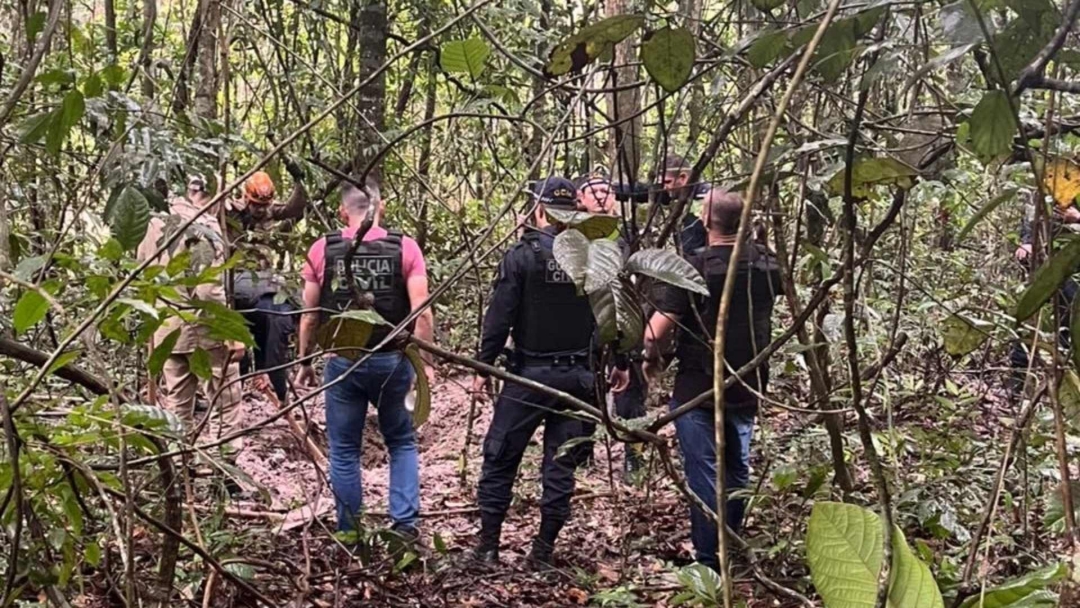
[704,190,744,235]
[340,177,381,218]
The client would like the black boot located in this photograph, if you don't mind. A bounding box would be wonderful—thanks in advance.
[469,515,502,566]
[526,518,563,571]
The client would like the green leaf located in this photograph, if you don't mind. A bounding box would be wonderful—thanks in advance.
[14,290,49,334]
[957,189,1017,243]
[746,29,788,68]
[18,112,53,145]
[119,297,160,319]
[807,502,944,608]
[1071,294,1080,371]
[942,314,991,356]
[1015,238,1080,320]
[109,186,151,251]
[432,533,448,555]
[940,1,986,45]
[46,350,83,376]
[332,309,390,325]
[589,279,643,352]
[440,37,490,79]
[552,229,625,295]
[813,23,856,82]
[1043,480,1080,534]
[149,329,182,377]
[675,564,722,605]
[627,248,709,295]
[101,64,126,89]
[826,156,919,198]
[85,539,102,567]
[166,250,192,276]
[189,348,213,381]
[957,563,1065,608]
[545,208,619,240]
[904,44,975,94]
[27,11,46,40]
[641,27,696,93]
[46,90,84,156]
[404,344,431,428]
[544,14,646,77]
[969,91,1017,161]
[193,300,255,347]
[121,404,185,436]
[82,72,104,98]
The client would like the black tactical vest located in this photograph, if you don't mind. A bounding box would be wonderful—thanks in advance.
[321,230,412,346]
[676,243,781,396]
[515,230,595,355]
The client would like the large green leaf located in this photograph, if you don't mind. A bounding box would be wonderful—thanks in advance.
[1014,238,1080,321]
[189,348,213,381]
[109,186,151,251]
[18,112,53,145]
[46,350,82,376]
[546,208,620,240]
[942,314,992,356]
[192,300,255,347]
[1042,480,1080,534]
[553,229,625,295]
[641,27,695,92]
[746,29,788,68]
[826,157,919,198]
[969,91,1017,161]
[813,22,856,82]
[148,328,182,377]
[544,15,645,77]
[588,279,642,352]
[806,502,944,608]
[957,190,1017,243]
[121,403,186,436]
[46,90,84,156]
[626,248,709,295]
[403,344,431,428]
[957,563,1065,608]
[440,37,490,79]
[13,290,49,334]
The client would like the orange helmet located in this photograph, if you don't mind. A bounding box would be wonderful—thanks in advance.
[244,171,276,205]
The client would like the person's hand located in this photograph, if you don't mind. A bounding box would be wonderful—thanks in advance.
[608,367,630,394]
[642,359,662,384]
[1015,243,1033,262]
[471,375,492,402]
[424,364,436,387]
[251,373,271,393]
[294,363,317,389]
[1060,206,1080,224]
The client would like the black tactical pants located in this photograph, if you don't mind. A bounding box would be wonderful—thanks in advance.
[614,361,646,419]
[477,364,597,537]
[239,293,295,402]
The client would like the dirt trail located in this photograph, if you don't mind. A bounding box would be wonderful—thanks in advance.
[224,373,790,606]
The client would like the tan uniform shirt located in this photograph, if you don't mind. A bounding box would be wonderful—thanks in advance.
[137,196,235,354]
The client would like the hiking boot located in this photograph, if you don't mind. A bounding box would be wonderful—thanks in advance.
[624,444,645,484]
[390,523,420,544]
[469,544,500,566]
[526,538,555,571]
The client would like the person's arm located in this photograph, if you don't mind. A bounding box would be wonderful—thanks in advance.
[271,181,310,222]
[406,274,435,365]
[477,250,523,367]
[295,279,321,387]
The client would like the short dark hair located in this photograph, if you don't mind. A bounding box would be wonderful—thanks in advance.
[663,154,691,174]
[706,190,744,235]
[341,177,381,217]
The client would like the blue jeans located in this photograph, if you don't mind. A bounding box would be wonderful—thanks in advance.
[323,353,419,532]
[672,398,756,570]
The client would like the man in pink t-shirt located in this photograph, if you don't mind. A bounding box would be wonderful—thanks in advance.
[294,177,434,537]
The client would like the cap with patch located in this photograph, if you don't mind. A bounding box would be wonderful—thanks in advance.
[530,176,578,209]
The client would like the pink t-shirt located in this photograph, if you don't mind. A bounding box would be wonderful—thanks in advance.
[302,225,427,286]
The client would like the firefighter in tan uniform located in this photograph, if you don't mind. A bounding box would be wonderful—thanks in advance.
[137,176,244,451]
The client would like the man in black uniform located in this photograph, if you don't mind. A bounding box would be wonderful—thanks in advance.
[643,189,781,571]
[471,176,629,567]
[658,154,710,255]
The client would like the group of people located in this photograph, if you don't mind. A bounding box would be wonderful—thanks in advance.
[137,154,782,573]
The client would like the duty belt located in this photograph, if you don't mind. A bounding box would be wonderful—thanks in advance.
[515,350,590,369]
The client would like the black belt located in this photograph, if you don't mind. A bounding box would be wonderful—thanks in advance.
[516,350,590,368]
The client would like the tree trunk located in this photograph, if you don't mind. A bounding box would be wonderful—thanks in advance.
[416,54,437,250]
[607,0,641,183]
[351,0,387,180]
[526,0,551,179]
[194,0,221,120]
[139,0,158,99]
[681,0,704,140]
[171,0,205,117]
[104,0,117,58]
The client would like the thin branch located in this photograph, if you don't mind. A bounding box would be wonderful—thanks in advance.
[0,0,64,126]
[1013,0,1080,94]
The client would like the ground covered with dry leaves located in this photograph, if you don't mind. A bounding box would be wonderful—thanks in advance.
[173,371,813,607]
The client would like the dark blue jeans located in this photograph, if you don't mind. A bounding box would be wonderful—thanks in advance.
[323,353,419,532]
[240,294,295,402]
[672,398,756,570]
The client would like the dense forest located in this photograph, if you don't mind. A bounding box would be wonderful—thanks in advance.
[2,0,1080,605]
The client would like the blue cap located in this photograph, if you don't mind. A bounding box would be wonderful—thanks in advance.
[529,176,577,209]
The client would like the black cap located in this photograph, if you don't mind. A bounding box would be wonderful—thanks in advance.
[530,176,577,209]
